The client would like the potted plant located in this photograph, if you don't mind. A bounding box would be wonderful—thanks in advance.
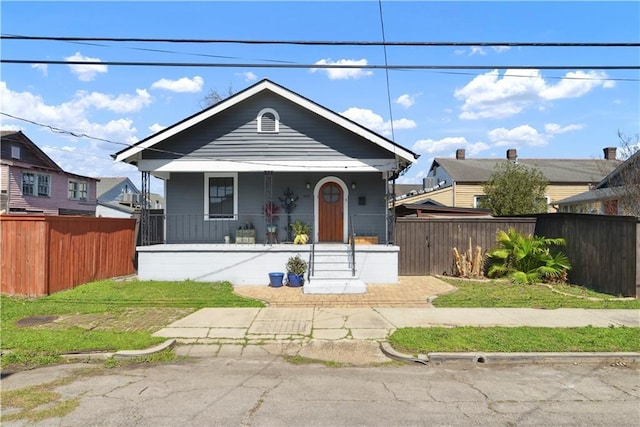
[291,220,311,244]
[286,254,307,287]
[264,202,280,233]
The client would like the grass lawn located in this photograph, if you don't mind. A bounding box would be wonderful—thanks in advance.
[435,278,640,309]
[389,326,640,354]
[1,279,264,368]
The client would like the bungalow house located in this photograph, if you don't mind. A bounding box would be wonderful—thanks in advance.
[396,147,622,212]
[0,131,98,215]
[113,79,418,293]
[556,150,639,216]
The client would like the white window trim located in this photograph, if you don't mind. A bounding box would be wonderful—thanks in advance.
[256,108,279,133]
[11,146,20,159]
[204,172,238,221]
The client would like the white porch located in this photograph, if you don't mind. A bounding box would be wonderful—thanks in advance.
[136,243,399,291]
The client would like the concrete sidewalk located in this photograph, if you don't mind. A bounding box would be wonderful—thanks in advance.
[154,307,640,344]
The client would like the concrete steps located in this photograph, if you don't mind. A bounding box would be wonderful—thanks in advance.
[305,245,366,294]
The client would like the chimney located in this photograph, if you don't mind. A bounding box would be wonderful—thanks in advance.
[506,148,517,161]
[603,147,617,160]
[455,148,465,160]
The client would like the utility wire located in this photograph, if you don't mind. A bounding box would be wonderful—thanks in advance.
[3,59,638,70]
[378,0,396,144]
[3,35,639,47]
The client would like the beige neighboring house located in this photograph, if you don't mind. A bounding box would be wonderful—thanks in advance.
[396,147,622,212]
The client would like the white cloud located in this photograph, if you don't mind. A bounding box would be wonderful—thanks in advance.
[0,123,22,131]
[236,72,257,82]
[540,71,614,100]
[311,58,373,80]
[0,81,140,148]
[488,125,547,147]
[492,46,511,53]
[455,69,614,120]
[395,93,419,108]
[149,123,166,133]
[412,136,489,156]
[73,89,152,113]
[65,52,108,82]
[544,123,584,135]
[454,49,466,56]
[32,63,48,76]
[341,107,415,136]
[151,76,204,93]
[469,46,486,56]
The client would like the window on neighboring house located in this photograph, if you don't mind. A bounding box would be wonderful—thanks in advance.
[68,180,88,200]
[11,146,20,159]
[204,173,237,220]
[22,173,35,195]
[473,195,488,209]
[22,172,50,197]
[257,108,279,133]
[37,175,50,196]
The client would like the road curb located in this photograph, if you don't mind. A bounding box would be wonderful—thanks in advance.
[60,339,177,361]
[379,343,640,365]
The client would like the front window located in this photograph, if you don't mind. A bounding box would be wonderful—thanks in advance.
[204,173,237,219]
[22,172,50,197]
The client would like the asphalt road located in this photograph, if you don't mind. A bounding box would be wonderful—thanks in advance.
[2,355,639,426]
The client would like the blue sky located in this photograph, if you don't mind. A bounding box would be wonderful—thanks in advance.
[1,1,639,193]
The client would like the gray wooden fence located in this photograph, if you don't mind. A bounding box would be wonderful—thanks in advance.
[535,213,639,297]
[395,214,639,297]
[396,217,536,276]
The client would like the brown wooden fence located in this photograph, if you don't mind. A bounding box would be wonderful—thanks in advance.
[396,214,638,297]
[535,213,639,297]
[396,217,536,276]
[1,215,136,296]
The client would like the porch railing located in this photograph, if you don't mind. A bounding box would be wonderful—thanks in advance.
[142,212,390,245]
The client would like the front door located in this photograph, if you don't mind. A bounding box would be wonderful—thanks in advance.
[318,182,344,242]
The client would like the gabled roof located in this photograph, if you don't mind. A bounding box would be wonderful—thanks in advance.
[1,130,63,171]
[96,176,139,198]
[597,150,639,188]
[113,79,418,169]
[1,131,98,181]
[432,157,621,184]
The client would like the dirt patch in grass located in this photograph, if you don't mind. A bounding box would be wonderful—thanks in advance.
[15,315,60,327]
[21,307,195,333]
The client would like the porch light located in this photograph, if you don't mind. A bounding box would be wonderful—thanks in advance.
[351,182,357,190]
[306,182,311,190]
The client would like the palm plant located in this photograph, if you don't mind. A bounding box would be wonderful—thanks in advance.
[487,228,571,284]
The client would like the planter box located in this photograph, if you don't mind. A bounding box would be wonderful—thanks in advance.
[236,229,256,244]
[349,236,379,245]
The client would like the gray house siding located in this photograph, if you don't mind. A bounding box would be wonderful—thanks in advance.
[164,171,388,243]
[143,92,393,161]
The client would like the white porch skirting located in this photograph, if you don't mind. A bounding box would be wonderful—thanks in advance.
[136,244,399,285]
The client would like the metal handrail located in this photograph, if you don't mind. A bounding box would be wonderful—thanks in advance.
[308,241,315,282]
[349,215,356,277]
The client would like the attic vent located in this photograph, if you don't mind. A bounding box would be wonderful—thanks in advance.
[257,108,280,133]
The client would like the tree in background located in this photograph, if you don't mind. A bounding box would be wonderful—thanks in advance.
[480,161,548,216]
[200,83,235,108]
[605,131,640,216]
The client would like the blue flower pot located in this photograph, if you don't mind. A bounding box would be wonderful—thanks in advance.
[287,273,304,287]
[268,272,284,287]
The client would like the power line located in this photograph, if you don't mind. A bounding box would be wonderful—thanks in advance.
[2,59,638,70]
[3,34,639,47]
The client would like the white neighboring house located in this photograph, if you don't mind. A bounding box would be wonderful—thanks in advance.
[95,177,164,218]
